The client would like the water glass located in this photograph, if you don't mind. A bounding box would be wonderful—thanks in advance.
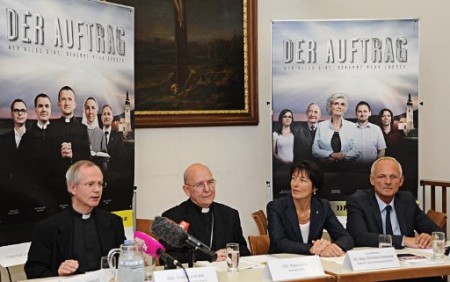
[226,243,240,272]
[432,232,446,260]
[100,256,115,282]
[378,234,392,248]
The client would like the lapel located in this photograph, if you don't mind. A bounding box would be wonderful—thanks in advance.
[309,198,321,241]
[369,190,384,233]
[393,194,408,235]
[285,196,302,242]
[56,209,75,258]
[95,210,115,253]
[184,201,204,240]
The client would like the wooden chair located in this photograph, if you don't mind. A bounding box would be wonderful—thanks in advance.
[251,210,268,235]
[248,235,270,255]
[426,209,447,230]
[136,218,158,240]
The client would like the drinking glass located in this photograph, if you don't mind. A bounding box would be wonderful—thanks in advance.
[432,232,446,260]
[226,243,240,272]
[378,234,392,248]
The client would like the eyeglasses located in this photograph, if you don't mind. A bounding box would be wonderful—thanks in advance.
[282,115,292,119]
[79,181,107,189]
[185,179,216,190]
[13,109,27,114]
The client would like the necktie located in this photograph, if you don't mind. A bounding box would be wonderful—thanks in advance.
[105,131,109,144]
[310,125,316,140]
[385,205,393,235]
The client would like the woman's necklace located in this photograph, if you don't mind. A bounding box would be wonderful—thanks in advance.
[297,209,311,224]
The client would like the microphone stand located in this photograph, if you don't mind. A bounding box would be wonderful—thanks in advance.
[188,249,195,268]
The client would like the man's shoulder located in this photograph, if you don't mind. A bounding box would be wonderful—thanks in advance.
[162,200,189,218]
[347,189,373,202]
[213,202,238,214]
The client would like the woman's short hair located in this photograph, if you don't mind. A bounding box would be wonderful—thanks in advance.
[326,93,348,115]
[290,160,324,192]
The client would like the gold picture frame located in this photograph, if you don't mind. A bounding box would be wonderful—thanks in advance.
[132,0,258,127]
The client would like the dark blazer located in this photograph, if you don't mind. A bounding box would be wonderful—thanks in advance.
[293,122,315,163]
[346,189,442,248]
[267,195,354,254]
[0,130,21,185]
[25,207,126,279]
[161,199,250,263]
[106,129,125,172]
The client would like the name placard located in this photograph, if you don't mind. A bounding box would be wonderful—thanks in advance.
[153,266,218,282]
[63,269,109,282]
[0,242,30,267]
[343,247,400,271]
[267,256,324,282]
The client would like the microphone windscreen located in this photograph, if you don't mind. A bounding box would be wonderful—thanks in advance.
[151,217,186,248]
[134,231,165,257]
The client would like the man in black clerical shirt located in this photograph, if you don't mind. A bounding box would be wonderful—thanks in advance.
[51,86,91,206]
[161,163,250,263]
[25,160,126,279]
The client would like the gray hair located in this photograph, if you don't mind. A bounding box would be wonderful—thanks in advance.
[66,160,101,193]
[326,93,348,115]
[370,156,403,176]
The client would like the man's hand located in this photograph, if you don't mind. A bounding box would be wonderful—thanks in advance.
[58,259,79,276]
[61,142,73,159]
[215,248,227,262]
[403,233,433,249]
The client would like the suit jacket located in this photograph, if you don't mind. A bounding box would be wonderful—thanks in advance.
[346,189,442,248]
[106,129,125,172]
[267,195,354,254]
[293,122,315,163]
[25,207,126,279]
[161,199,250,263]
[0,130,21,185]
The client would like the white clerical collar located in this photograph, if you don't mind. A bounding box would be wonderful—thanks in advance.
[37,121,50,129]
[82,213,91,220]
[201,208,210,213]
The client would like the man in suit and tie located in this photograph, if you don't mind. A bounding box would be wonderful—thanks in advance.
[346,157,441,249]
[293,103,321,163]
[101,105,124,173]
[161,163,250,263]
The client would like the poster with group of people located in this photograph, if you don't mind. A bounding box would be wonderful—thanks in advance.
[271,19,419,213]
[0,0,135,245]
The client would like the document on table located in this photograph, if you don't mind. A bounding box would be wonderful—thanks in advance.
[196,255,277,272]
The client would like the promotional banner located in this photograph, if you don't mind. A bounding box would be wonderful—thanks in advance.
[0,0,135,245]
[271,19,419,213]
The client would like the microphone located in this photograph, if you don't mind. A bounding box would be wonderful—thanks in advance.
[134,231,182,268]
[152,216,218,262]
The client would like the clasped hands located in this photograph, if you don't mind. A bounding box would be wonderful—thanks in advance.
[310,238,344,257]
[403,233,433,249]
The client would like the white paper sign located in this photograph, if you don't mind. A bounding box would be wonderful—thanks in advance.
[0,242,30,267]
[153,266,218,282]
[343,247,400,271]
[267,256,324,281]
[63,269,109,282]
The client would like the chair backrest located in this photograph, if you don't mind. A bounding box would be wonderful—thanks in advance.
[248,235,270,255]
[427,209,447,230]
[136,218,159,240]
[251,210,268,235]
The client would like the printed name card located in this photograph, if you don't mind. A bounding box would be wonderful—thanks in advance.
[343,247,400,271]
[267,256,325,281]
[63,269,108,282]
[153,266,218,282]
[0,242,30,267]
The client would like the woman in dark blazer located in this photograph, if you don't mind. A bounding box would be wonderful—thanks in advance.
[267,160,353,256]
